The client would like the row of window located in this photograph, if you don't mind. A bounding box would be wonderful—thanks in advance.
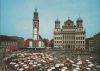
[55,36,75,40]
[54,41,62,43]
[76,41,85,44]
[55,33,84,36]
[63,36,75,40]
[54,36,85,40]
[54,41,85,44]
[55,37,62,40]
[63,41,75,43]
[76,37,85,40]
[0,42,17,46]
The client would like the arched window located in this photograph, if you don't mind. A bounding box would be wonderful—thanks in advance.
[34,24,36,27]
[68,45,70,48]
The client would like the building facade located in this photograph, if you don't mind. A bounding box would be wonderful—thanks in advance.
[24,39,33,48]
[0,35,24,50]
[94,32,100,63]
[32,8,44,47]
[11,36,24,48]
[86,37,95,52]
[0,35,17,52]
[54,17,85,50]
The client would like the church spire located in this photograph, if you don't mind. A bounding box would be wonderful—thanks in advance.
[55,17,60,24]
[76,16,83,23]
[76,16,83,28]
[35,8,37,12]
[33,8,39,21]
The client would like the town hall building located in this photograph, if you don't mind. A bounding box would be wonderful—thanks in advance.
[54,17,86,50]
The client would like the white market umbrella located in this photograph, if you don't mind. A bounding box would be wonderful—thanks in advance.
[10,62,16,65]
[73,69,78,71]
[19,68,24,71]
[55,64,60,67]
[63,67,68,69]
[23,64,27,67]
[47,69,52,71]
[61,68,66,71]
[24,66,29,69]
[76,67,80,70]
[29,62,33,65]
[86,68,91,70]
[15,64,19,67]
[51,67,55,69]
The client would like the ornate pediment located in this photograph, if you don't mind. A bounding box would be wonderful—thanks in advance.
[62,18,75,29]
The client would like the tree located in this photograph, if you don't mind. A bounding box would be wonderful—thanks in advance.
[49,39,54,48]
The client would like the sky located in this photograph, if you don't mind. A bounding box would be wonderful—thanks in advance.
[0,0,100,40]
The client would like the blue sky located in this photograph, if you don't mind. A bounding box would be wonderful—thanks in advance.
[0,0,100,39]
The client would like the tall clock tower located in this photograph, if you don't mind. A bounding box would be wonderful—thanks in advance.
[33,8,39,46]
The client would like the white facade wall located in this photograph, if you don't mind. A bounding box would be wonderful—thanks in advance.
[54,28,85,49]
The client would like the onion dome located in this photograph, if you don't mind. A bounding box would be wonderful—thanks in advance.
[34,8,38,17]
[76,16,83,23]
[55,18,60,24]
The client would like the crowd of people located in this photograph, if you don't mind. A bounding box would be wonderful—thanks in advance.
[2,51,100,71]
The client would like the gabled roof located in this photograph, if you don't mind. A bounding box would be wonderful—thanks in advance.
[39,35,42,40]
[62,18,75,29]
